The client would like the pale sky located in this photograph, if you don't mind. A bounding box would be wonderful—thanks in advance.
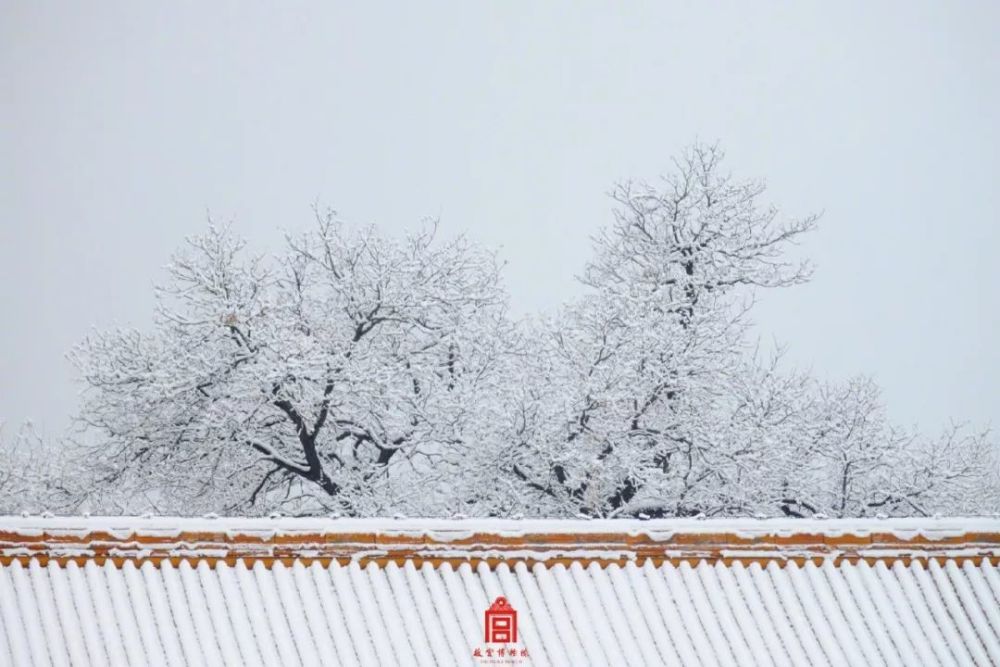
[1,1,998,439]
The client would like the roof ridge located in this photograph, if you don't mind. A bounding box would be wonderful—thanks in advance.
[2,517,999,569]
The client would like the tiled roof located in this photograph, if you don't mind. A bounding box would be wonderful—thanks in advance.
[0,517,998,666]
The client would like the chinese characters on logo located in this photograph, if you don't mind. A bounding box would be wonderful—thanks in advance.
[473,646,529,659]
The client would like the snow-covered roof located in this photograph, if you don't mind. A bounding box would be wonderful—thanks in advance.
[1,516,999,665]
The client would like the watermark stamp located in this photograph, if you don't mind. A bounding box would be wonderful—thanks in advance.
[472,596,529,664]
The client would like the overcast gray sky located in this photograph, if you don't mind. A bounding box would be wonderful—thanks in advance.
[1,1,998,439]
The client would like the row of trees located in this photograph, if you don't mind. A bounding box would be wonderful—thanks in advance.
[4,144,997,517]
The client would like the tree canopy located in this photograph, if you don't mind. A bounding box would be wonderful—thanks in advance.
[12,143,994,518]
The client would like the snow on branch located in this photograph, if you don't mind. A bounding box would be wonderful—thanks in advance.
[61,144,998,519]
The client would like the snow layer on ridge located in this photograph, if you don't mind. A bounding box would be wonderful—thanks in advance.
[1,515,998,541]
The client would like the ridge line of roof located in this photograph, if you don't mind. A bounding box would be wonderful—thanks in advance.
[2,516,999,569]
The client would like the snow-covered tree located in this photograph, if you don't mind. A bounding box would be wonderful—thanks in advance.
[68,143,999,518]
[71,216,514,515]
[496,144,812,516]
[489,144,997,518]
[0,422,80,514]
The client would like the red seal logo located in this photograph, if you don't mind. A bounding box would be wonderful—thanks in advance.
[484,596,518,643]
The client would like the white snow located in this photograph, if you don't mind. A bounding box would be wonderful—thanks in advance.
[1,514,997,542]
[1,516,998,665]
